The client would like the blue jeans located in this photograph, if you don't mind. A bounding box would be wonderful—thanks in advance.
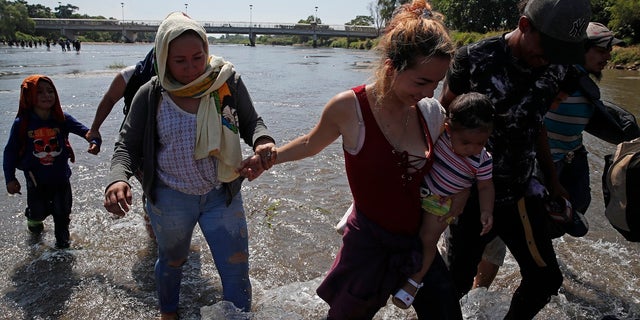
[555,147,591,213]
[146,183,251,313]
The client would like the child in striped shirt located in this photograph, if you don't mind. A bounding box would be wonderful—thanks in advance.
[393,92,495,308]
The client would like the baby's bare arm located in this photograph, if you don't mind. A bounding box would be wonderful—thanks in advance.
[477,179,495,235]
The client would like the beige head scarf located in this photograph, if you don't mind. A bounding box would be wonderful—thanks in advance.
[155,12,241,182]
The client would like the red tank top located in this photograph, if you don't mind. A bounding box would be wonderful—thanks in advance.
[345,85,434,235]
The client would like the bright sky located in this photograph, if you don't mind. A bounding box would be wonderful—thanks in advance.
[29,0,375,26]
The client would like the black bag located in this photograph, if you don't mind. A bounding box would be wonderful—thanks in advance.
[579,73,640,144]
[585,100,640,144]
[602,138,640,242]
[122,48,156,115]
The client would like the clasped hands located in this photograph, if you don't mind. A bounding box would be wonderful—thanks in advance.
[238,142,277,181]
[104,141,277,216]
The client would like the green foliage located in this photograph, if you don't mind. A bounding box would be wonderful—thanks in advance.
[330,37,348,48]
[450,30,503,47]
[590,0,613,24]
[349,39,375,50]
[1,0,35,39]
[13,30,43,42]
[54,3,79,18]
[298,15,322,24]
[450,31,484,48]
[608,0,640,43]
[347,15,374,26]
[25,2,54,18]
[375,0,410,27]
[610,45,640,65]
[256,35,295,46]
[80,31,121,42]
[432,0,520,32]
[8,0,637,49]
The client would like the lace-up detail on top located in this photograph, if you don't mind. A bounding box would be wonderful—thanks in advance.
[392,149,427,186]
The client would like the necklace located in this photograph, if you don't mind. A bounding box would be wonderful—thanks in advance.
[369,86,413,151]
[374,104,412,152]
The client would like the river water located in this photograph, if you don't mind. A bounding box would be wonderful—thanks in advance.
[0,43,638,320]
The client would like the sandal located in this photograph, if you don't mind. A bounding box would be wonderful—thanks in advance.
[392,278,423,309]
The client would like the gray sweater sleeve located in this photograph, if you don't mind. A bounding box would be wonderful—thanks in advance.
[231,73,275,148]
[106,78,154,189]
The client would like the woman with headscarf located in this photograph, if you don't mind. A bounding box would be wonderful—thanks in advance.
[103,12,275,319]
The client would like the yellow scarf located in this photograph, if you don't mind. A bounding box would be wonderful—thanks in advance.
[156,12,241,182]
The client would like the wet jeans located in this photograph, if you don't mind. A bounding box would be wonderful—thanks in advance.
[25,180,72,246]
[555,147,591,213]
[146,183,251,313]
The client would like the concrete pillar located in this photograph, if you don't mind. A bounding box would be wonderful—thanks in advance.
[123,30,138,42]
[59,28,73,39]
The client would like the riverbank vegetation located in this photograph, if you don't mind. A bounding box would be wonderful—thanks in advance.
[1,0,639,68]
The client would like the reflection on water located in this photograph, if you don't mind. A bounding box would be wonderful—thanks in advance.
[0,44,638,319]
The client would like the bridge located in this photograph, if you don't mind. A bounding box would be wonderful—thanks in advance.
[33,18,380,46]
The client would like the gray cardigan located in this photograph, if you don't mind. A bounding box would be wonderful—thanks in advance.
[107,72,274,205]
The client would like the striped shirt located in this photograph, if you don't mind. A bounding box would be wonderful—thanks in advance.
[544,90,594,162]
[424,131,493,196]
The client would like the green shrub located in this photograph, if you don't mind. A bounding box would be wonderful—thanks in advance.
[450,30,505,47]
[610,45,640,65]
[330,38,348,48]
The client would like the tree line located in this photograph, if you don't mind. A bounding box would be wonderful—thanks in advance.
[1,0,639,45]
[370,0,639,45]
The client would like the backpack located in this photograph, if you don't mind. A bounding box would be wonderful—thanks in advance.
[602,138,640,242]
[122,48,156,115]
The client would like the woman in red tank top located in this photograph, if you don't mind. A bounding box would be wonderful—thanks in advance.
[239,1,463,318]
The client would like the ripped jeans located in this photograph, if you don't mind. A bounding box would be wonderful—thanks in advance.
[146,183,251,313]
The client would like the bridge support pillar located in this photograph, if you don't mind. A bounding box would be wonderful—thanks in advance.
[59,28,75,40]
[122,30,137,43]
[248,32,256,47]
[312,34,318,48]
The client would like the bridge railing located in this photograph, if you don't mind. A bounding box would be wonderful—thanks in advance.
[33,18,121,25]
[32,18,379,35]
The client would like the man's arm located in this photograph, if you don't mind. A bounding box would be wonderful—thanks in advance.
[439,81,458,110]
[536,124,568,200]
[87,72,127,142]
